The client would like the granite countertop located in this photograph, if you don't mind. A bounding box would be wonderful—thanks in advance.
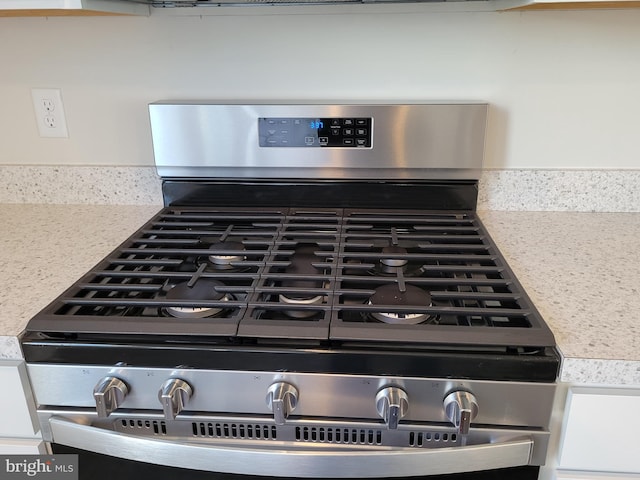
[479,211,640,385]
[0,204,161,357]
[1,204,639,386]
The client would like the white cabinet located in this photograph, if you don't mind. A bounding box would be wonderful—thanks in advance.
[0,438,46,454]
[557,474,640,480]
[556,386,640,478]
[0,360,44,454]
[498,0,640,10]
[0,0,148,16]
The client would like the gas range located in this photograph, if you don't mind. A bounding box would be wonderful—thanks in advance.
[21,103,559,479]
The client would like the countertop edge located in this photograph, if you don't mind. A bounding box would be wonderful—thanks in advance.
[0,336,22,360]
[560,357,640,385]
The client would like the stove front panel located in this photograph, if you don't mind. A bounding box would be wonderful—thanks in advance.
[28,364,556,428]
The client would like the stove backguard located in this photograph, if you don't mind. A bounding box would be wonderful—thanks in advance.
[149,102,487,181]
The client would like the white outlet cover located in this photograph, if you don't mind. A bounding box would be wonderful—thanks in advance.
[31,88,69,138]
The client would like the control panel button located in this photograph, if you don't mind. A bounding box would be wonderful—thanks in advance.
[259,117,371,148]
[356,138,367,146]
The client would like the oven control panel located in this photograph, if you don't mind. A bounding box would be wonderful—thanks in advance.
[258,117,373,148]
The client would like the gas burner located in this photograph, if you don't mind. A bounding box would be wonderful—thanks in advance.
[278,294,324,319]
[279,244,326,319]
[368,284,433,325]
[207,242,247,270]
[164,279,233,319]
[380,245,409,274]
[194,236,249,272]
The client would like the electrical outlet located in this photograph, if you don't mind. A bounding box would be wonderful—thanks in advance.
[31,88,69,138]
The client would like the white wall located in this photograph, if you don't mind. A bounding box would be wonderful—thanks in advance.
[1,7,639,169]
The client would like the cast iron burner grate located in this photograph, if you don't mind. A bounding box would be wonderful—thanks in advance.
[26,207,555,349]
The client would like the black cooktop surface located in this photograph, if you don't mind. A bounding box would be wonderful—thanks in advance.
[24,205,555,349]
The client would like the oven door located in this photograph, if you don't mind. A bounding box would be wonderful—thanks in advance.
[48,417,541,480]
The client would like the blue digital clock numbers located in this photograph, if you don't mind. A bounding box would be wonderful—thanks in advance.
[309,120,324,129]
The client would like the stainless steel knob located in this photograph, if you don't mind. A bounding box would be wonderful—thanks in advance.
[93,376,128,418]
[159,378,193,420]
[375,386,409,429]
[443,390,479,435]
[266,382,298,425]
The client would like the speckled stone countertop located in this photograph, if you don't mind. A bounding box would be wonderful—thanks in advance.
[1,205,639,386]
[478,211,640,385]
[0,205,161,358]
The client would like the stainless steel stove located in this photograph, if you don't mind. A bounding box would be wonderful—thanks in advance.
[21,103,559,480]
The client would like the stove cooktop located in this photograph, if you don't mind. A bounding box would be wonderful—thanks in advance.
[24,205,554,347]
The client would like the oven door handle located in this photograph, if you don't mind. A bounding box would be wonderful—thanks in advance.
[49,417,533,478]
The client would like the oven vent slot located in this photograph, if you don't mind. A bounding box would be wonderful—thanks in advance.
[295,426,382,445]
[120,419,167,436]
[409,431,457,447]
[191,422,277,440]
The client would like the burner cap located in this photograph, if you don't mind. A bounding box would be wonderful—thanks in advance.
[368,284,431,325]
[281,244,323,291]
[279,293,324,319]
[165,279,232,319]
[380,246,409,268]
[207,241,246,269]
[278,244,325,318]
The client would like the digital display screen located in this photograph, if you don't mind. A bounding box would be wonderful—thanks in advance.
[258,117,372,148]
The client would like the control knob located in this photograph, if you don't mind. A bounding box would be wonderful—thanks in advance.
[443,390,479,435]
[93,376,128,418]
[266,382,298,425]
[375,386,409,430]
[159,378,193,420]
